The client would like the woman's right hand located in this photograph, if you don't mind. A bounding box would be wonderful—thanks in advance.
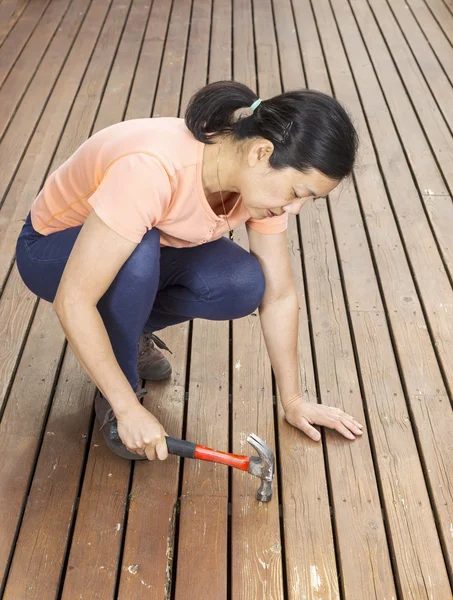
[116,402,168,461]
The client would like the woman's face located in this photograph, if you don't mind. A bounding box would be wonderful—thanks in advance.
[237,139,340,219]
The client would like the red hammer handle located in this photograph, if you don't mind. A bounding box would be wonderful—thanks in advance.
[166,437,250,471]
[195,445,250,471]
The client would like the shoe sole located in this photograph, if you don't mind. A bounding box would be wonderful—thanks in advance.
[138,364,172,381]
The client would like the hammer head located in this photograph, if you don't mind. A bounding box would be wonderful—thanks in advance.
[247,433,275,502]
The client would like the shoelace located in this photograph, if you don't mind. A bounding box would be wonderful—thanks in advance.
[140,332,173,355]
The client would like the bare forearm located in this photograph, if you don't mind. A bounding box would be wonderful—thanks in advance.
[54,301,139,415]
[259,293,301,408]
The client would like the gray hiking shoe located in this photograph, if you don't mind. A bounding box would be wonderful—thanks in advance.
[95,388,149,460]
[138,332,172,381]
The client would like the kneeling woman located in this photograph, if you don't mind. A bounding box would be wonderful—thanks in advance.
[16,81,363,461]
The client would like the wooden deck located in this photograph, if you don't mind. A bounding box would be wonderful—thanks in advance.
[1,0,453,598]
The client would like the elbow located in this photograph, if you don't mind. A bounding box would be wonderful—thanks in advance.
[261,286,297,307]
[53,293,92,318]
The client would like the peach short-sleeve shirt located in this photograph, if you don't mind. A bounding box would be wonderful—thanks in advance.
[30,118,288,247]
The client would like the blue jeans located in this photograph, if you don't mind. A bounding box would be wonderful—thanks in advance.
[16,213,265,391]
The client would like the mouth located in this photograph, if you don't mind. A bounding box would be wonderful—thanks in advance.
[266,209,277,218]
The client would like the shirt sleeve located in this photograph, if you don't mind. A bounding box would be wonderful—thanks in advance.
[246,212,289,234]
[88,153,172,243]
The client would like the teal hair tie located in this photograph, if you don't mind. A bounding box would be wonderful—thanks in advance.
[250,98,262,112]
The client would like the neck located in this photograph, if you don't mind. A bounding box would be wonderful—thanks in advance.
[202,136,240,197]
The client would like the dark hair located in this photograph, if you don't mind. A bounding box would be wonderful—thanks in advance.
[185,81,358,180]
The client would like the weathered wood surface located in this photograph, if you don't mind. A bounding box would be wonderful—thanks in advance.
[0,0,452,598]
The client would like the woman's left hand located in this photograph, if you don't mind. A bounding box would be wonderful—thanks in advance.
[284,395,364,442]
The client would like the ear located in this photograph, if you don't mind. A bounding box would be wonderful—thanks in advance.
[247,139,274,167]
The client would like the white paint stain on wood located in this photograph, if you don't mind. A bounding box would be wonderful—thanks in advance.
[310,565,321,591]
[258,558,268,569]
[235,360,241,370]
[293,566,300,594]
[127,564,139,575]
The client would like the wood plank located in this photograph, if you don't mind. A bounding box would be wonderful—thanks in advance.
[124,0,173,120]
[0,0,73,141]
[232,0,255,89]
[60,431,131,600]
[408,0,453,73]
[301,201,396,599]
[271,0,304,91]
[179,0,211,112]
[153,0,193,119]
[0,266,37,412]
[0,0,113,287]
[231,226,284,600]
[384,0,453,133]
[0,0,52,84]
[2,349,93,600]
[280,218,341,600]
[321,0,453,428]
[252,0,279,99]
[94,0,151,132]
[315,0,453,594]
[44,0,133,175]
[174,320,229,600]
[316,0,453,579]
[209,0,232,82]
[117,325,188,599]
[0,0,30,47]
[0,299,64,590]
[348,0,453,286]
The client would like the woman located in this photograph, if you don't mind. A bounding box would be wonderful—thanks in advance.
[16,81,363,462]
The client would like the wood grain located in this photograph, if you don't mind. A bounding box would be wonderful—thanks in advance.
[0,299,64,589]
[174,319,229,600]
[0,0,30,47]
[0,0,52,83]
[0,0,73,141]
[2,349,93,599]
[117,325,188,599]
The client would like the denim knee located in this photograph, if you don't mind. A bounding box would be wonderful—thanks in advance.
[119,227,161,285]
[228,252,265,317]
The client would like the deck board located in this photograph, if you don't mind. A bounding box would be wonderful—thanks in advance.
[1,0,453,598]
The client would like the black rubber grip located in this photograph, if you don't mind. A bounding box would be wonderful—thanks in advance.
[166,437,196,459]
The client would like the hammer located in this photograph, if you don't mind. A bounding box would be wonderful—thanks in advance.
[165,433,275,502]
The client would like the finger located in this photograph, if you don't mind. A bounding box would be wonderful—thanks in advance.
[334,421,355,440]
[145,445,157,461]
[155,439,168,461]
[298,418,321,442]
[342,418,363,436]
[337,411,363,429]
[346,415,363,429]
